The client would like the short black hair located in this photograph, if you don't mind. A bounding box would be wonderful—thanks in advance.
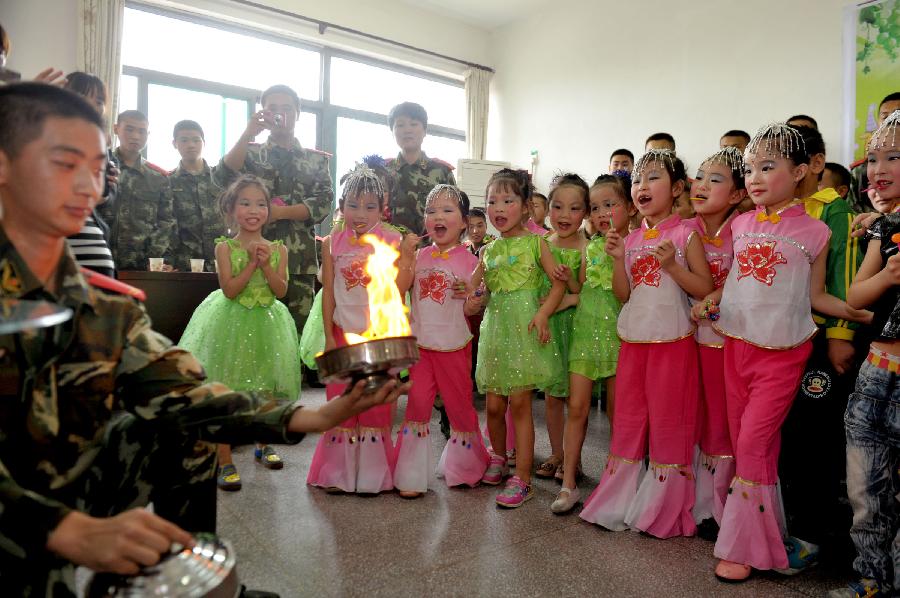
[609,148,634,162]
[790,124,826,158]
[786,114,818,130]
[469,207,486,220]
[388,102,428,129]
[117,109,148,124]
[645,132,675,147]
[173,119,204,140]
[0,82,104,159]
[880,92,900,108]
[260,84,300,112]
[823,162,851,189]
[721,129,750,142]
[63,72,107,105]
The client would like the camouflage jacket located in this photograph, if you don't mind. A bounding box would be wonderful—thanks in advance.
[96,150,175,271]
[213,138,333,276]
[0,229,304,571]
[386,152,456,235]
[847,159,872,214]
[168,160,228,271]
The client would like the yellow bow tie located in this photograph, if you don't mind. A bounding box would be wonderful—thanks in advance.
[431,249,450,259]
[349,235,365,246]
[643,229,660,240]
[756,211,781,224]
[702,235,723,247]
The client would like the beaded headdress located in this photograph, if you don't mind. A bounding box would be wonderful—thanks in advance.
[425,183,465,209]
[340,162,384,202]
[744,123,806,161]
[702,146,744,177]
[869,109,900,151]
[633,149,676,179]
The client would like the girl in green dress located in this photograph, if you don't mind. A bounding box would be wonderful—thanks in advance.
[472,169,566,508]
[536,174,589,483]
[179,175,300,491]
[551,174,633,513]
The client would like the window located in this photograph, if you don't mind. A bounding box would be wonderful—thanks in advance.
[119,5,465,205]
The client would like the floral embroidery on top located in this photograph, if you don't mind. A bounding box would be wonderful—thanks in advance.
[708,258,729,289]
[341,258,370,291]
[736,241,786,286]
[631,254,661,287]
[418,269,453,304]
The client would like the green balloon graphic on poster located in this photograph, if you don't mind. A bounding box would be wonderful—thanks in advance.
[854,0,900,161]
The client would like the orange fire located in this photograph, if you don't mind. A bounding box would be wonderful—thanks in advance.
[344,234,411,345]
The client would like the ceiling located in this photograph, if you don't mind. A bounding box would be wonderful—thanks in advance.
[402,0,553,30]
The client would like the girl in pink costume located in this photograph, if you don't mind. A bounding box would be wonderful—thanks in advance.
[306,164,402,494]
[579,150,713,538]
[393,185,490,497]
[709,124,866,582]
[685,147,747,529]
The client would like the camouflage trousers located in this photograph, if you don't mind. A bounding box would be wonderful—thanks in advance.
[14,412,217,598]
[284,272,316,335]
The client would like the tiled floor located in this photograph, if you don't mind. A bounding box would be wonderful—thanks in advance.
[219,388,851,597]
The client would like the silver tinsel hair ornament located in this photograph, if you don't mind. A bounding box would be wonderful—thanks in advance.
[340,162,384,202]
[425,183,464,208]
[869,109,900,150]
[633,149,676,178]
[744,123,806,161]
[703,146,745,177]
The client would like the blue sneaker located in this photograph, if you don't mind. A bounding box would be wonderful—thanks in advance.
[826,578,884,597]
[774,536,819,576]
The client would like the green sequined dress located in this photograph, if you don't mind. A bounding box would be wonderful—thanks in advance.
[475,234,553,395]
[539,243,583,397]
[568,236,621,380]
[179,237,301,399]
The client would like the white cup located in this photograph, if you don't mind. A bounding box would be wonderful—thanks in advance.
[148,258,164,272]
[190,258,204,273]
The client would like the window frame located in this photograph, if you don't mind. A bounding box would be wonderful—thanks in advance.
[122,2,467,189]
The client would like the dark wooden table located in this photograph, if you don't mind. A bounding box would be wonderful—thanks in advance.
[119,271,219,342]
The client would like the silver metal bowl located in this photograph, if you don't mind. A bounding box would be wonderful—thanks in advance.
[86,534,239,598]
[315,336,419,392]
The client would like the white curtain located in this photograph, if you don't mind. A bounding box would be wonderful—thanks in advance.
[464,68,491,161]
[77,0,124,136]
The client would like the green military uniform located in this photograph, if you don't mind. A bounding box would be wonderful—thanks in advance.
[214,139,333,333]
[386,152,456,236]
[96,149,175,271]
[847,159,872,214]
[168,160,227,272]
[0,228,305,597]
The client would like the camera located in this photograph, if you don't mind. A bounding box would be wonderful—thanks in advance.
[273,113,284,127]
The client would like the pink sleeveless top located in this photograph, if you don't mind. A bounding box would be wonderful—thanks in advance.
[410,244,478,351]
[330,223,402,334]
[685,214,736,348]
[713,204,830,349]
[618,215,696,343]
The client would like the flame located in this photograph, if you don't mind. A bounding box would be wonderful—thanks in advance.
[345,234,411,345]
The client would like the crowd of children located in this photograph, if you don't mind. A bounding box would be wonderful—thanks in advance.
[17,60,900,593]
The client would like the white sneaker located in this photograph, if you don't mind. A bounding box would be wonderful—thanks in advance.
[550,486,581,513]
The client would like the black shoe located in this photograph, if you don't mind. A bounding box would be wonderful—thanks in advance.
[697,518,720,542]
[438,404,451,440]
[240,586,281,598]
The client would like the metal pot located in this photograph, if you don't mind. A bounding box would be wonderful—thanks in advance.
[86,534,239,598]
[315,336,419,392]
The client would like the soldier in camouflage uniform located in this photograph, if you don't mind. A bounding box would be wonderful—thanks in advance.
[169,120,227,272]
[0,83,405,597]
[216,85,332,334]
[96,110,175,271]
[385,102,456,235]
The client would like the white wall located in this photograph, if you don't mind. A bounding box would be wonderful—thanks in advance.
[487,0,854,190]
[3,0,79,79]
